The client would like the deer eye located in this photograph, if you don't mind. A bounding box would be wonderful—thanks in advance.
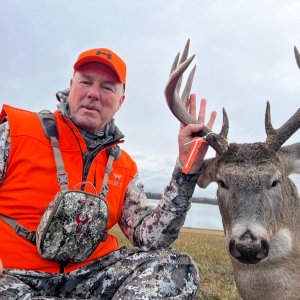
[218,180,228,189]
[269,172,282,189]
[271,180,279,188]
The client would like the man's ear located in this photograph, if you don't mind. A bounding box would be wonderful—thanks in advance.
[70,78,73,87]
[117,94,125,110]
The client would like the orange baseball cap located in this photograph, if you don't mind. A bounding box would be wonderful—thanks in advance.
[73,48,126,84]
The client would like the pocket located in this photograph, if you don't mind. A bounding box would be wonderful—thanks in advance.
[36,190,109,263]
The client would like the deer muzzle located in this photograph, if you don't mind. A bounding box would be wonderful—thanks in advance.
[229,230,270,264]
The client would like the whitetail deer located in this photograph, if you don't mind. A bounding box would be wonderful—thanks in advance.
[165,40,300,299]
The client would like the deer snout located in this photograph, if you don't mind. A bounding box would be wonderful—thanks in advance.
[229,230,269,264]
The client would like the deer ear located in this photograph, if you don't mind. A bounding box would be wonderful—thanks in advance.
[197,158,217,188]
[278,143,300,175]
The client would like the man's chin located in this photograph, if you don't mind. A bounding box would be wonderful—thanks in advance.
[74,118,101,133]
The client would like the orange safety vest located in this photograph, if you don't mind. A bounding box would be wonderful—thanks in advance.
[0,105,137,273]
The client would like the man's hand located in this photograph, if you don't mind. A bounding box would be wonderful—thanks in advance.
[178,95,216,174]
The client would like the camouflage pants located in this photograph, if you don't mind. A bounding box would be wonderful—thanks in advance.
[0,247,199,299]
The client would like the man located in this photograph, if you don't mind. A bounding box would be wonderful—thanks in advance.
[0,47,216,299]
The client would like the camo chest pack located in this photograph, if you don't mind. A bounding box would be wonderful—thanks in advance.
[35,188,109,263]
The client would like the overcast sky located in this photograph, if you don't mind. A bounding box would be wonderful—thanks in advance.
[1,0,299,200]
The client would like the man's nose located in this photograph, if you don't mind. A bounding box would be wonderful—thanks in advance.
[87,84,100,101]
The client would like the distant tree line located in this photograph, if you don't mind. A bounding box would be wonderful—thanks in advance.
[145,192,217,205]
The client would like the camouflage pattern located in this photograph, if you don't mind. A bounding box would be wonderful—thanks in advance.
[36,190,108,263]
[0,122,9,184]
[120,161,199,251]
[0,247,199,299]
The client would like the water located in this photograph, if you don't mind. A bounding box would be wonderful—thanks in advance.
[149,199,223,231]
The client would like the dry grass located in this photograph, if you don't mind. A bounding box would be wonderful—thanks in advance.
[109,226,241,300]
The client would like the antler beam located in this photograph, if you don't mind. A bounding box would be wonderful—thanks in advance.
[164,39,229,155]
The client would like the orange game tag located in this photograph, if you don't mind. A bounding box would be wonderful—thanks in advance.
[182,137,208,174]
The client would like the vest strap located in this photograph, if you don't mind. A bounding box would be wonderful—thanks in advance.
[99,154,115,200]
[0,214,36,244]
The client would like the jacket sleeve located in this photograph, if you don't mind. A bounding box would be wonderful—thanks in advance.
[0,121,10,184]
[118,159,200,250]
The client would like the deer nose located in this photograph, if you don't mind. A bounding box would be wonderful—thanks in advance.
[229,230,269,264]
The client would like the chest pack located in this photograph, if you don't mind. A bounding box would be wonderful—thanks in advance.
[0,111,120,266]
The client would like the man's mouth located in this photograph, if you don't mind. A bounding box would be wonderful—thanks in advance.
[82,105,99,112]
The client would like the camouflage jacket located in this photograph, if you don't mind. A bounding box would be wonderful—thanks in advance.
[0,105,199,251]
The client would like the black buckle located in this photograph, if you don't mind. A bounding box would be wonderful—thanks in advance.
[15,225,36,244]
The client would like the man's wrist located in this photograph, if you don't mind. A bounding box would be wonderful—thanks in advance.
[171,158,201,201]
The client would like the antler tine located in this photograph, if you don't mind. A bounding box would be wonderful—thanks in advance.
[265,101,276,137]
[220,108,229,138]
[265,101,300,151]
[179,40,196,108]
[203,107,229,155]
[170,52,180,75]
[172,39,191,102]
[294,46,300,69]
[164,40,229,155]
[179,39,191,64]
[181,65,197,108]
[169,40,190,83]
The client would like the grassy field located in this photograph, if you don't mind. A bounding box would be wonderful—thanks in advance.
[109,226,241,300]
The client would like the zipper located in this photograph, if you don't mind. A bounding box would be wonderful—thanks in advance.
[81,138,123,185]
[60,114,124,189]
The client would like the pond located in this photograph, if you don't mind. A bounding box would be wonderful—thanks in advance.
[149,199,223,230]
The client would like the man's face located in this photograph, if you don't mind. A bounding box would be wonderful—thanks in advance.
[68,63,125,133]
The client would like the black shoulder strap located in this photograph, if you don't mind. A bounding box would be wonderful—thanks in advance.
[36,110,58,139]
